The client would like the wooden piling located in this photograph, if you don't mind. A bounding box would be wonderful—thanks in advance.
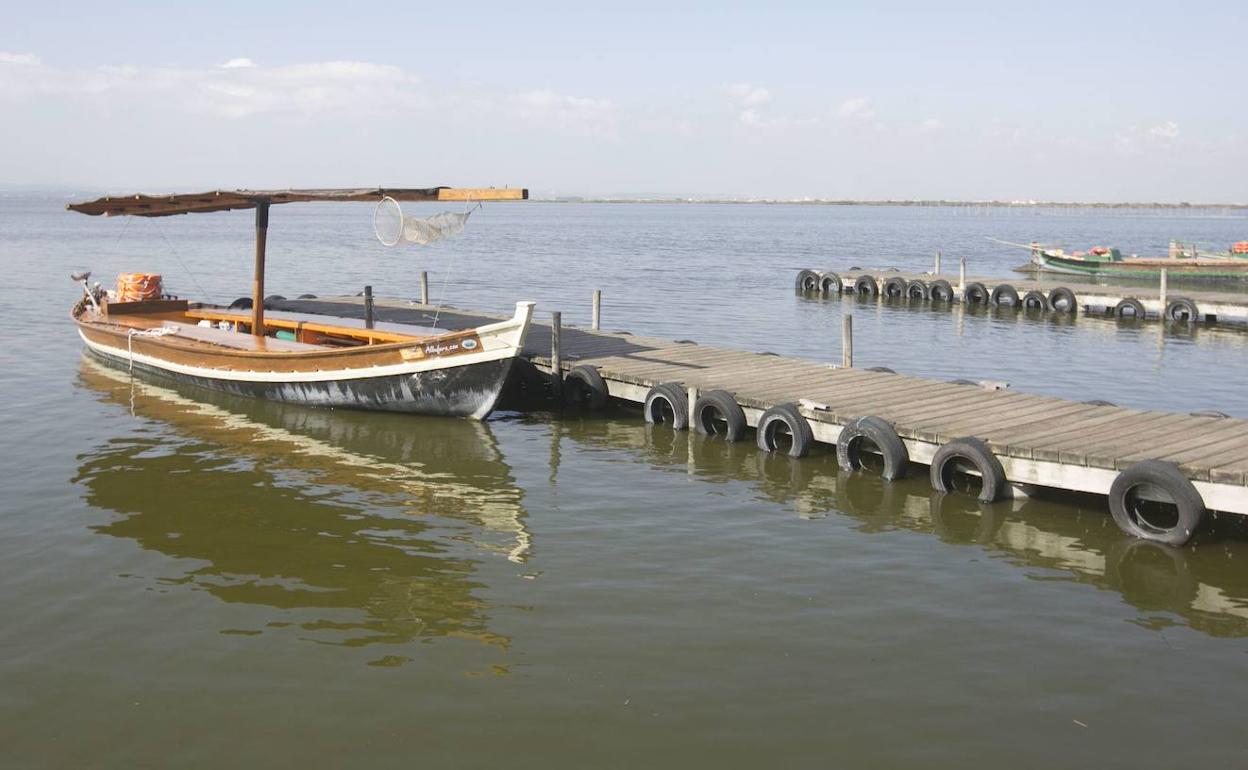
[363,285,374,329]
[958,257,966,292]
[935,251,942,275]
[420,271,429,305]
[551,311,563,405]
[1160,268,1168,309]
[592,289,602,330]
[841,315,853,368]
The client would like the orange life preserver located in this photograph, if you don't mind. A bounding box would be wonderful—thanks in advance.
[1232,241,1248,254]
[116,273,163,302]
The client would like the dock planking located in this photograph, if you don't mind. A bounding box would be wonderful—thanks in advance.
[272,295,1248,518]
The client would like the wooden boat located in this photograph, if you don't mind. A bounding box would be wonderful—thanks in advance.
[68,187,533,419]
[1022,240,1248,280]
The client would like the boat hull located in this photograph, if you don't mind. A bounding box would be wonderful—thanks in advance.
[1033,252,1248,280]
[85,344,517,418]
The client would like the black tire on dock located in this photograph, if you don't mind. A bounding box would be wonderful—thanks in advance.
[906,280,930,300]
[297,293,318,299]
[756,403,814,458]
[796,269,821,292]
[865,366,895,373]
[949,378,978,386]
[693,389,747,441]
[643,382,689,430]
[818,272,843,294]
[1114,298,1147,319]
[930,437,1006,503]
[1191,410,1229,419]
[962,282,990,305]
[990,284,1020,307]
[228,297,253,309]
[883,277,907,298]
[929,279,954,302]
[265,295,286,302]
[1108,460,1206,546]
[853,275,880,296]
[837,415,910,480]
[1048,287,1078,314]
[1021,290,1050,311]
[1083,399,1116,407]
[564,365,610,410]
[1165,297,1200,322]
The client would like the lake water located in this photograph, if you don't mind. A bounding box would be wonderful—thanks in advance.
[4,197,1248,767]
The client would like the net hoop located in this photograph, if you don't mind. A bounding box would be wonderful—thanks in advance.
[373,196,404,247]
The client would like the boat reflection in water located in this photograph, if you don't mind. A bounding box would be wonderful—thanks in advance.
[569,418,1248,640]
[74,357,531,650]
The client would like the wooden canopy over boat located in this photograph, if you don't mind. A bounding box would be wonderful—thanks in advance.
[66,187,527,217]
[67,186,527,336]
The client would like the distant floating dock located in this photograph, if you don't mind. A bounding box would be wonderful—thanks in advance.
[272,295,1248,547]
[798,265,1248,325]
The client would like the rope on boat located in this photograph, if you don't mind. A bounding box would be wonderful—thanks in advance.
[127,325,180,373]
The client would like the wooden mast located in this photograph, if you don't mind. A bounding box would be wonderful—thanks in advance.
[252,200,269,336]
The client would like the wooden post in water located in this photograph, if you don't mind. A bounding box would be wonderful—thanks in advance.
[592,289,602,330]
[551,311,564,405]
[364,285,374,329]
[420,271,429,305]
[1160,268,1168,309]
[687,386,699,433]
[958,257,966,293]
[841,315,853,368]
[935,251,942,275]
[251,200,270,336]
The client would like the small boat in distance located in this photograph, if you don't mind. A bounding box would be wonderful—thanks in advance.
[68,187,533,419]
[1003,238,1248,280]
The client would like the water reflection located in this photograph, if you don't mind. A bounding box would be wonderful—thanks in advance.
[74,358,531,650]
[567,415,1248,639]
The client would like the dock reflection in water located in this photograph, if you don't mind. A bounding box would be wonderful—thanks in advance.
[567,416,1248,639]
[73,357,531,650]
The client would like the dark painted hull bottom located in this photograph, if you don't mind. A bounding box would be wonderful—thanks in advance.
[86,348,517,418]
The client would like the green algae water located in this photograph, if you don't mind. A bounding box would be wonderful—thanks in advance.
[3,197,1248,767]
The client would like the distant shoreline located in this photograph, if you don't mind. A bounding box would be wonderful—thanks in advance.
[534,198,1248,210]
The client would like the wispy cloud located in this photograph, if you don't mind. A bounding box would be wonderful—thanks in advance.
[836,97,875,120]
[920,118,943,131]
[726,83,771,107]
[0,52,40,66]
[1147,120,1180,139]
[508,89,617,137]
[218,58,257,70]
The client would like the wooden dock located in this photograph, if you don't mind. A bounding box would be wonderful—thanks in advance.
[799,266,1248,325]
[273,295,1248,543]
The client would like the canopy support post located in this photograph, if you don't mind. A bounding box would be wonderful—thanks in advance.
[252,200,269,336]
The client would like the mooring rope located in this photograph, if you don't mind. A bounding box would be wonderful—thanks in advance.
[127,325,179,373]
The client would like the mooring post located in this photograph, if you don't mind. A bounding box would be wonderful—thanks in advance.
[841,314,853,368]
[935,250,942,275]
[687,386,699,429]
[958,257,967,293]
[363,285,374,329]
[551,311,563,406]
[592,289,602,330]
[420,271,429,305]
[1159,268,1168,309]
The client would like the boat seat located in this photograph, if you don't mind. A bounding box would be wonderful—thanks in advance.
[186,306,442,342]
[108,316,326,352]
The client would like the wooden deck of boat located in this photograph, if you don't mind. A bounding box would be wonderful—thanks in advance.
[272,296,1248,514]
[827,267,1248,324]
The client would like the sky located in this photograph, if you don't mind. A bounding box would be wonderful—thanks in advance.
[1,1,1245,201]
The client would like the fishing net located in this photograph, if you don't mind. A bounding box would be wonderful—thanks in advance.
[373,196,475,247]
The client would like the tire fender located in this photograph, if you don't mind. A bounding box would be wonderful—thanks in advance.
[836,415,910,480]
[693,389,747,441]
[929,436,1006,502]
[853,275,879,296]
[990,284,1020,306]
[795,269,820,292]
[1048,287,1078,314]
[643,382,689,430]
[962,282,989,305]
[1021,290,1050,311]
[906,280,930,300]
[756,403,814,458]
[818,272,843,294]
[565,364,609,409]
[1114,298,1146,319]
[929,279,954,302]
[1165,297,1200,322]
[882,277,907,298]
[1108,460,1205,546]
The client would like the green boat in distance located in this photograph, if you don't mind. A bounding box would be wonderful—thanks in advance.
[1013,239,1248,280]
